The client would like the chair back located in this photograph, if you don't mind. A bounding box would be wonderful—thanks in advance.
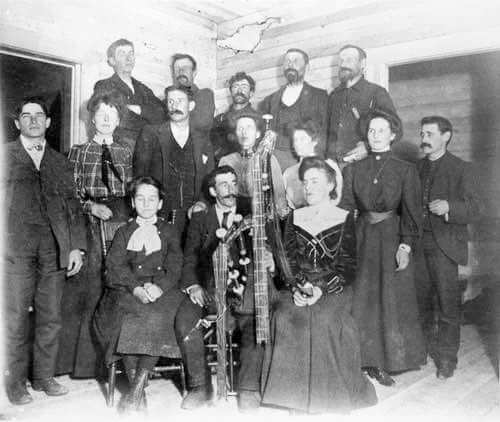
[99,220,127,257]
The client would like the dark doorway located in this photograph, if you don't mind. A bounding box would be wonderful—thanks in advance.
[0,49,74,153]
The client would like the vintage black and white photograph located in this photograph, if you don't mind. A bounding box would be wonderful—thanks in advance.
[0,0,499,421]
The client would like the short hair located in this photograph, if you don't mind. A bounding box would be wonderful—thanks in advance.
[233,109,264,133]
[128,176,165,200]
[107,38,134,59]
[87,90,126,121]
[164,84,194,101]
[339,44,367,60]
[172,53,197,71]
[228,71,256,92]
[362,107,403,143]
[207,165,238,190]
[288,119,324,155]
[298,157,338,200]
[285,48,309,64]
[421,115,453,142]
[14,96,49,118]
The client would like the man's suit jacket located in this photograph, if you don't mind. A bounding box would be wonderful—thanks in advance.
[417,151,482,265]
[4,139,87,268]
[259,81,328,159]
[133,121,214,210]
[189,84,215,135]
[180,198,251,291]
[94,73,166,140]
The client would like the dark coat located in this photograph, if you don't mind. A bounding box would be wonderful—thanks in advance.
[93,218,184,363]
[180,199,251,291]
[94,73,166,140]
[341,152,426,371]
[133,121,215,213]
[417,151,482,265]
[327,77,396,161]
[259,82,328,169]
[4,139,86,267]
[189,84,215,135]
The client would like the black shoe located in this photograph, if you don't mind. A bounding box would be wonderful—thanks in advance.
[32,378,68,396]
[437,360,455,380]
[181,386,210,410]
[363,367,395,386]
[238,390,261,413]
[6,381,33,405]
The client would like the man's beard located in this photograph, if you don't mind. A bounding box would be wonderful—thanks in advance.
[176,75,190,87]
[232,93,249,104]
[339,67,357,83]
[285,68,300,84]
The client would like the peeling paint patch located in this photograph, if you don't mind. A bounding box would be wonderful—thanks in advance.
[216,17,281,54]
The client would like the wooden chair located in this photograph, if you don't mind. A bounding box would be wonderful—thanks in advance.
[201,314,240,396]
[99,219,187,407]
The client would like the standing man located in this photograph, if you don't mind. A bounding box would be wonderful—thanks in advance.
[94,38,166,148]
[416,116,481,379]
[327,44,396,164]
[259,48,328,171]
[171,53,215,136]
[133,85,214,237]
[210,71,257,162]
[3,97,86,405]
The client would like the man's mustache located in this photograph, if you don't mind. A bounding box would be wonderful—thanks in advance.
[169,109,183,115]
[421,142,432,148]
[222,194,236,199]
[234,93,248,100]
[340,67,353,73]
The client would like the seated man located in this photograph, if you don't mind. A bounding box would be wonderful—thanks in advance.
[174,166,276,412]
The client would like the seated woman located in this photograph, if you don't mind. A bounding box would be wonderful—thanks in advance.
[283,120,342,209]
[261,157,377,414]
[93,176,185,412]
[58,91,133,378]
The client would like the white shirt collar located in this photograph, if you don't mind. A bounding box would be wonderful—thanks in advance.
[20,135,46,152]
[215,203,237,226]
[93,134,114,146]
[428,149,446,161]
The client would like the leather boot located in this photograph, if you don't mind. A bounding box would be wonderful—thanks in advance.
[120,368,150,413]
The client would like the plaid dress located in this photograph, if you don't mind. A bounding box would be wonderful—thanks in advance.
[56,138,133,377]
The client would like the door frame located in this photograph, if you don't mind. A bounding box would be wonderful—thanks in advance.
[1,45,82,149]
[365,26,500,89]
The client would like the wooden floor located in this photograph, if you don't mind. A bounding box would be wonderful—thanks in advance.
[1,325,498,422]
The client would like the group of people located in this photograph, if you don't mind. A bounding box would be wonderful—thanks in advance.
[3,38,482,416]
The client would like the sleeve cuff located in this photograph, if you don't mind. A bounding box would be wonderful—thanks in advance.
[398,243,411,253]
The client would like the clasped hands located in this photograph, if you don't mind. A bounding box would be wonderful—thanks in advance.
[293,282,322,307]
[133,282,163,304]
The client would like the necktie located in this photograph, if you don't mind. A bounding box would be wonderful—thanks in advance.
[101,143,123,193]
[27,142,43,151]
[221,211,231,229]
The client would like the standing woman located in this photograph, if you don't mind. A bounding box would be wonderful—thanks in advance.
[57,91,133,378]
[261,157,376,414]
[340,108,425,386]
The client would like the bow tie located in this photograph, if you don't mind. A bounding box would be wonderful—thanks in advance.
[26,143,43,151]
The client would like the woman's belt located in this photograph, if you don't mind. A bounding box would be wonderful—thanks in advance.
[363,210,396,224]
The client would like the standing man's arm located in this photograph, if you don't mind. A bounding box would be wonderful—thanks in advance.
[139,84,167,124]
[326,93,337,160]
[315,90,328,158]
[446,162,482,224]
